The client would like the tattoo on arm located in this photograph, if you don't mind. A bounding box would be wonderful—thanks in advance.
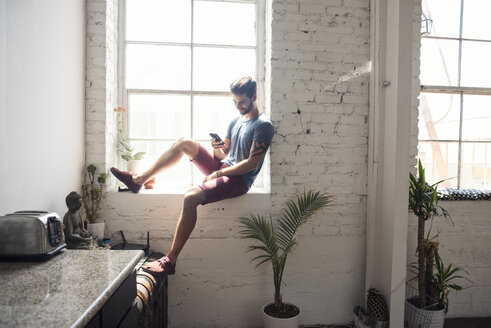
[250,141,269,158]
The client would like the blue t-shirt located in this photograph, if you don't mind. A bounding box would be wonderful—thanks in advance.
[225,113,274,189]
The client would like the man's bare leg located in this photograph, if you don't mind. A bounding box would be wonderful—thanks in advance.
[166,187,205,264]
[133,138,200,185]
[142,187,205,274]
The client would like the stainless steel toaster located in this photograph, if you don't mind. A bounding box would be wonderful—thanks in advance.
[0,211,66,260]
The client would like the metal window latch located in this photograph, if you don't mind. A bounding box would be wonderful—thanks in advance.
[381,81,391,87]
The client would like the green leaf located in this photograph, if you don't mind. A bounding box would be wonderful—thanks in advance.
[133,152,146,160]
[119,140,134,152]
[97,173,107,184]
[87,164,96,174]
[121,154,133,161]
[238,214,278,267]
[430,250,472,312]
[276,190,332,251]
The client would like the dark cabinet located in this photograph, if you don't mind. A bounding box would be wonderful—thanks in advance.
[117,301,138,328]
[85,270,137,328]
[85,312,100,328]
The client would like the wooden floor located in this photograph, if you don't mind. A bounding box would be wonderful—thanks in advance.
[444,317,491,328]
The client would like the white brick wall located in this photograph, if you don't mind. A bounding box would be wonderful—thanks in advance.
[267,2,369,323]
[411,0,422,174]
[85,0,118,172]
[86,0,491,326]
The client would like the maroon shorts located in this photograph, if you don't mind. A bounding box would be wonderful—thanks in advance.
[191,145,249,205]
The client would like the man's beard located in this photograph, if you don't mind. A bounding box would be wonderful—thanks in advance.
[240,101,253,116]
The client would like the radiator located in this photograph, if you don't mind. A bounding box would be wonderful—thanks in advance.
[135,252,168,328]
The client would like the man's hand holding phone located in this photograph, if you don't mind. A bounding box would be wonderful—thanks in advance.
[209,133,225,149]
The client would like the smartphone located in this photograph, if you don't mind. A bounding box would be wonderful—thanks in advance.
[209,133,224,144]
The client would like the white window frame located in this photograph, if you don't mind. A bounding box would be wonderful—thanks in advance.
[117,0,269,192]
[419,1,491,190]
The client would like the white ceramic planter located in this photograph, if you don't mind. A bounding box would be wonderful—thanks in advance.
[262,303,300,328]
[87,222,105,239]
[126,160,142,173]
[405,297,445,328]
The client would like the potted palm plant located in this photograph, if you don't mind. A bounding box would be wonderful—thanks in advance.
[82,164,107,238]
[239,190,333,328]
[406,160,469,328]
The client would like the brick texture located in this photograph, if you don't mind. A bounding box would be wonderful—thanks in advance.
[85,0,118,172]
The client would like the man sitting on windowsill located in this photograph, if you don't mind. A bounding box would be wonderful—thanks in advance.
[110,76,274,275]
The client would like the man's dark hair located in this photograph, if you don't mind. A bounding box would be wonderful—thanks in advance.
[230,76,257,98]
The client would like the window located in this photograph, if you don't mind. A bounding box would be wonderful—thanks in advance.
[419,0,491,189]
[119,0,265,190]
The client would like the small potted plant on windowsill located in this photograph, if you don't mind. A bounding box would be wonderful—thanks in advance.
[239,190,334,328]
[115,107,146,173]
[82,164,107,238]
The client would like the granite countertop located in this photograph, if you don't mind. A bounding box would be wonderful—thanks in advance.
[0,249,144,328]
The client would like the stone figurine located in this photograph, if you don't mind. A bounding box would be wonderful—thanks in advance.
[63,191,102,249]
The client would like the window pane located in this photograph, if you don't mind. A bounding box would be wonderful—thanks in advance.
[126,0,191,43]
[133,140,193,188]
[420,39,459,86]
[418,141,459,188]
[194,1,256,46]
[462,95,491,141]
[129,94,191,139]
[419,93,461,141]
[126,44,191,90]
[193,96,240,140]
[193,47,256,92]
[422,0,461,38]
[460,143,491,189]
[461,41,491,88]
[462,0,491,40]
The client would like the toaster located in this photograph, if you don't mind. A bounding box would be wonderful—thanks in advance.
[0,210,66,260]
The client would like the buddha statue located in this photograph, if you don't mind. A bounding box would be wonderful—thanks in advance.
[63,191,102,249]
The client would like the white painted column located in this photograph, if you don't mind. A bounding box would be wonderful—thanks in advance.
[366,0,414,326]
[85,0,118,171]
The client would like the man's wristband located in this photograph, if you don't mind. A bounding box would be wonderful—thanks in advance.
[216,171,220,178]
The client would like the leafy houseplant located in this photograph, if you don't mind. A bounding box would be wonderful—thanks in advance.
[239,190,333,322]
[431,250,470,314]
[407,160,470,328]
[82,164,107,224]
[408,159,450,308]
[118,140,146,162]
[115,107,145,162]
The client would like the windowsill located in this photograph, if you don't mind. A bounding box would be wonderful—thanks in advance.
[106,186,273,211]
[438,187,491,201]
[109,186,270,195]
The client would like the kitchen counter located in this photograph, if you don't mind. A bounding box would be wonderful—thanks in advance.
[0,249,144,328]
